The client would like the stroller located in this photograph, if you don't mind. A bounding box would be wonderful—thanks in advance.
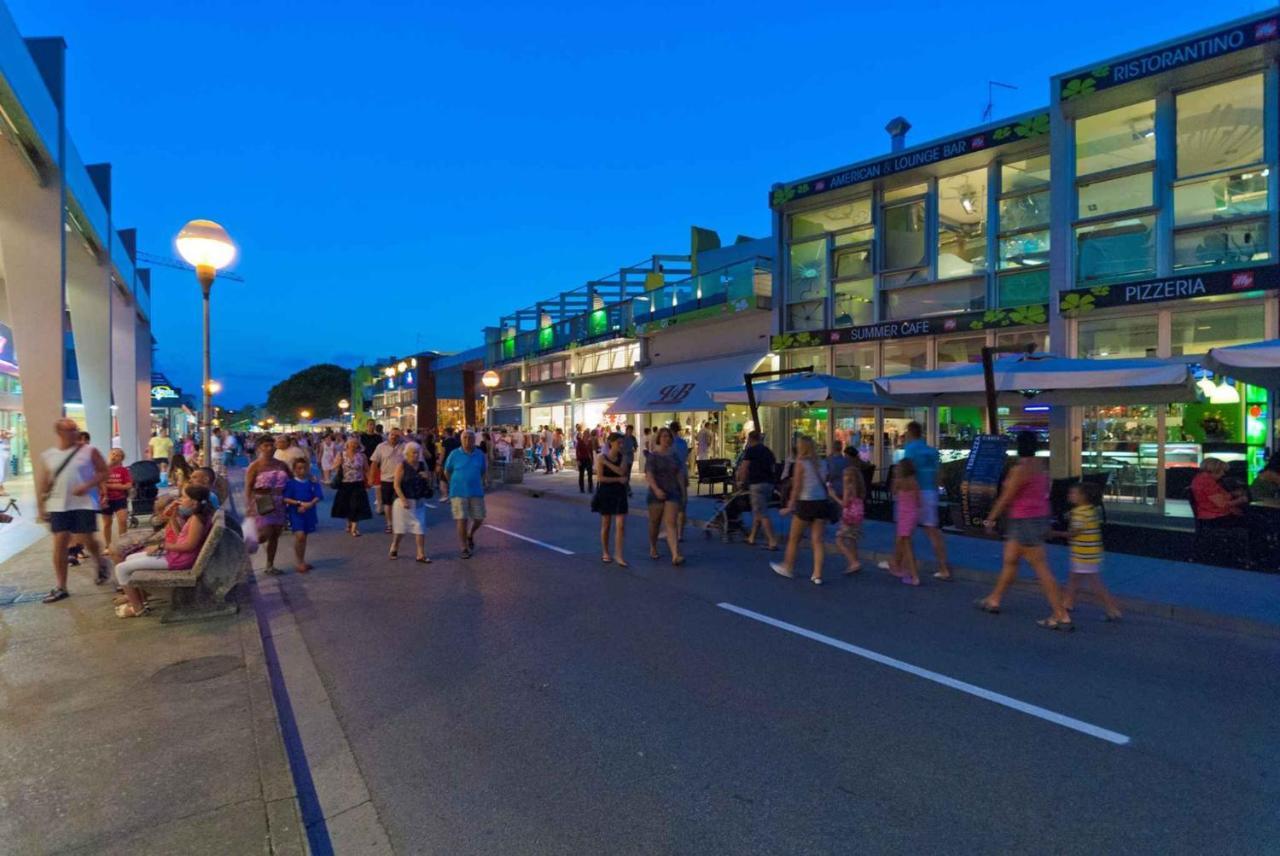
[127,459,161,528]
[703,484,781,543]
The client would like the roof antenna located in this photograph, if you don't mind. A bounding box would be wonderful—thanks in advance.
[983,80,1018,122]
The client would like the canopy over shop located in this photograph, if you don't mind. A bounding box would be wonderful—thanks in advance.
[1203,339,1280,389]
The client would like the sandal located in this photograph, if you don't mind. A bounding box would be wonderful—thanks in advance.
[416,556,431,564]
[388,550,398,560]
[932,572,954,582]
[1036,618,1075,632]
[671,556,686,567]
[649,549,660,560]
[115,603,149,619]
[810,576,823,586]
[615,558,629,568]
[900,576,920,587]
[973,599,1000,614]
[601,556,612,564]
[42,588,69,604]
[843,563,862,576]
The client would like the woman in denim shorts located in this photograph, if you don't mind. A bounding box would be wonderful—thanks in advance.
[975,431,1073,631]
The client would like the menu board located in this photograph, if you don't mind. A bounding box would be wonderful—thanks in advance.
[960,435,1009,530]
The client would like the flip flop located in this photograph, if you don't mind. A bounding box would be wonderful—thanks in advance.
[973,599,1000,614]
[601,556,612,564]
[1036,618,1076,632]
[932,572,954,582]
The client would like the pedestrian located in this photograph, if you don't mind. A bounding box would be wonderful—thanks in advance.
[644,426,685,566]
[770,435,830,584]
[439,427,461,497]
[168,453,192,493]
[360,422,383,461]
[824,439,848,499]
[182,434,197,461]
[737,430,779,551]
[100,447,132,551]
[391,441,432,563]
[554,427,566,471]
[443,430,487,558]
[576,428,595,493]
[274,434,309,469]
[669,421,690,542]
[245,435,291,575]
[283,458,323,573]
[696,421,715,461]
[0,429,11,495]
[592,432,629,565]
[370,427,406,534]
[38,418,111,602]
[221,428,239,473]
[976,431,1073,630]
[901,421,952,581]
[148,430,173,474]
[622,424,638,496]
[836,446,866,575]
[331,437,373,536]
[888,458,921,586]
[320,433,339,484]
[1053,482,1121,621]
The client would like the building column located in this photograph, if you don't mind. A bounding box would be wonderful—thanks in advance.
[462,369,477,427]
[0,142,65,481]
[135,270,152,451]
[65,237,112,448]
[111,284,139,459]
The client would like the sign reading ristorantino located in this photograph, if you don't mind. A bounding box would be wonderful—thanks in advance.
[1059,265,1280,314]
[1059,16,1278,101]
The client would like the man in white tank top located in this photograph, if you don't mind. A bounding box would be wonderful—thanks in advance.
[38,419,110,603]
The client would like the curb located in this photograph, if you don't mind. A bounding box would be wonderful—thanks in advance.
[505,483,1280,641]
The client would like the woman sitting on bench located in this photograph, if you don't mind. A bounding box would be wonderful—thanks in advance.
[112,484,215,619]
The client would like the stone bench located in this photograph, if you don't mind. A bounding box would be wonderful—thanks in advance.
[128,509,252,623]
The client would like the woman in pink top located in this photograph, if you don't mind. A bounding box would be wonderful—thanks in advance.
[976,431,1072,631]
[890,458,922,586]
[112,484,214,618]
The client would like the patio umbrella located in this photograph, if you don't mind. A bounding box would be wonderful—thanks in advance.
[874,353,1198,407]
[1202,339,1280,388]
[709,373,900,407]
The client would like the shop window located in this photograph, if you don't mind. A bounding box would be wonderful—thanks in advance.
[1078,171,1153,219]
[833,245,872,279]
[1176,75,1264,178]
[1170,304,1266,356]
[881,200,927,271]
[787,302,825,331]
[790,198,872,240]
[1173,219,1269,270]
[833,278,874,327]
[882,340,928,376]
[833,226,875,247]
[998,228,1050,270]
[936,334,986,366]
[1001,154,1050,193]
[997,329,1049,353]
[1075,215,1156,283]
[834,344,877,380]
[788,239,827,303]
[884,277,984,321]
[1174,169,1269,226]
[884,182,927,202]
[998,190,1050,233]
[997,269,1049,307]
[787,347,828,375]
[1075,101,1156,177]
[937,169,987,277]
[1078,316,1157,359]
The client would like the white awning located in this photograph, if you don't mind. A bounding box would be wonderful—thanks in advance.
[606,351,766,415]
[1202,339,1280,388]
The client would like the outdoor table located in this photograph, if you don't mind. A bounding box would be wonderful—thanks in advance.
[1246,501,1280,572]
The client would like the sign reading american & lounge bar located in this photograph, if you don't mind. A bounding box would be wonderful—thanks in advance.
[770,304,1048,351]
[1058,265,1280,314]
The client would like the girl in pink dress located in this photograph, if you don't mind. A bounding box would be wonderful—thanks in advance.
[891,458,921,586]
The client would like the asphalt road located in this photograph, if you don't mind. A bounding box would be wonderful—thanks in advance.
[272,487,1280,855]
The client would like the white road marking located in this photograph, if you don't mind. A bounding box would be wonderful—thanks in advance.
[486,525,575,555]
[717,602,1131,746]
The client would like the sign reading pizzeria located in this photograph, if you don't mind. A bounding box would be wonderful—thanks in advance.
[1059,265,1280,314]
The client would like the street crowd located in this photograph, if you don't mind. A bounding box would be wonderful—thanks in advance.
[28,412,1150,632]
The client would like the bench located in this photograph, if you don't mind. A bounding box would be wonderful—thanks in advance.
[695,458,734,495]
[127,509,251,623]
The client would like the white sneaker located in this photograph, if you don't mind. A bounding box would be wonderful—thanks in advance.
[770,561,794,579]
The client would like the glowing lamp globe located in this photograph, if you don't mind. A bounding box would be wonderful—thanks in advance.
[176,219,236,275]
[338,399,350,410]
[481,370,500,389]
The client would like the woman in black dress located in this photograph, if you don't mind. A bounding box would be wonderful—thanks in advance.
[330,438,373,536]
[592,432,629,566]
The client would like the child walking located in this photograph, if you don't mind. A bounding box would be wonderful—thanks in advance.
[890,458,921,586]
[837,446,865,575]
[283,458,323,573]
[1055,483,1121,621]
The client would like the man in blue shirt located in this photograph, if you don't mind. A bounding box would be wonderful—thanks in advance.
[443,430,488,558]
[901,421,951,581]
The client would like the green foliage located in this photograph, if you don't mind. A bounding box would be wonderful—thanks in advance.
[266,364,352,421]
[1059,291,1095,313]
[1013,113,1049,139]
[1061,77,1096,100]
[770,331,820,351]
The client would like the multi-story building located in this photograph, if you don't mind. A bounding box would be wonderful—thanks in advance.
[768,9,1280,522]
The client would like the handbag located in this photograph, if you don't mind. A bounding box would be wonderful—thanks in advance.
[825,498,842,524]
[329,468,342,490]
[254,493,277,516]
[841,496,865,527]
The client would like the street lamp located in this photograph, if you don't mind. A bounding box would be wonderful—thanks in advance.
[176,219,236,465]
[300,409,312,421]
[481,370,499,427]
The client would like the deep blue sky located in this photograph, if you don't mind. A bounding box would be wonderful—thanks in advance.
[7,0,1266,406]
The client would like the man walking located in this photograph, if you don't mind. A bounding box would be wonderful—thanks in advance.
[370,427,406,534]
[148,429,173,474]
[670,421,690,541]
[622,424,638,496]
[825,439,849,499]
[443,430,487,559]
[39,419,110,602]
[900,421,952,581]
[575,429,595,493]
[737,430,779,550]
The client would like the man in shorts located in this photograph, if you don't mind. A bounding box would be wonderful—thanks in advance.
[39,419,110,602]
[669,421,690,541]
[370,427,405,533]
[737,430,779,550]
[901,421,951,581]
[148,430,173,473]
[443,430,487,558]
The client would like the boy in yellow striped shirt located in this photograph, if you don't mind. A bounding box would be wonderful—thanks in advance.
[1053,483,1121,621]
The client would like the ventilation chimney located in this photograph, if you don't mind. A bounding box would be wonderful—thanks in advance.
[885,116,911,153]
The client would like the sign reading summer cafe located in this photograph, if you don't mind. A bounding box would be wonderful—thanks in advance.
[771,304,1048,351]
[770,112,1049,208]
[1059,14,1279,100]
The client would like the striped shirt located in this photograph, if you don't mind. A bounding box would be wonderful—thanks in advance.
[1068,505,1103,566]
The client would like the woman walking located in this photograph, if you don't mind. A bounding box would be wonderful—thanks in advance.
[976,431,1073,630]
[391,442,432,563]
[592,432,629,565]
[770,436,831,585]
[320,434,339,485]
[644,427,685,565]
[244,436,291,575]
[330,437,373,537]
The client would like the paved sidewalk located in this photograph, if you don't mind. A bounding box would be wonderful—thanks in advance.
[0,531,306,854]
[507,469,1280,637]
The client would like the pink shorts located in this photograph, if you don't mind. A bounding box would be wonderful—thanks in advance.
[895,501,919,538]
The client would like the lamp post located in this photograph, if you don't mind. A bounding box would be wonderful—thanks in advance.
[338,399,350,424]
[481,370,499,428]
[176,219,236,466]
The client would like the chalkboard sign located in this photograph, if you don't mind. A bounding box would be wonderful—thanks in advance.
[960,435,1009,530]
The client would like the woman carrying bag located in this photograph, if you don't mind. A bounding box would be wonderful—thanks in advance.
[391,442,433,563]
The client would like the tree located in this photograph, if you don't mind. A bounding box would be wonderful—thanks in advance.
[266,364,352,421]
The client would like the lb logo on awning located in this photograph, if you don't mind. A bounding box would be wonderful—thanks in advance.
[649,383,695,405]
